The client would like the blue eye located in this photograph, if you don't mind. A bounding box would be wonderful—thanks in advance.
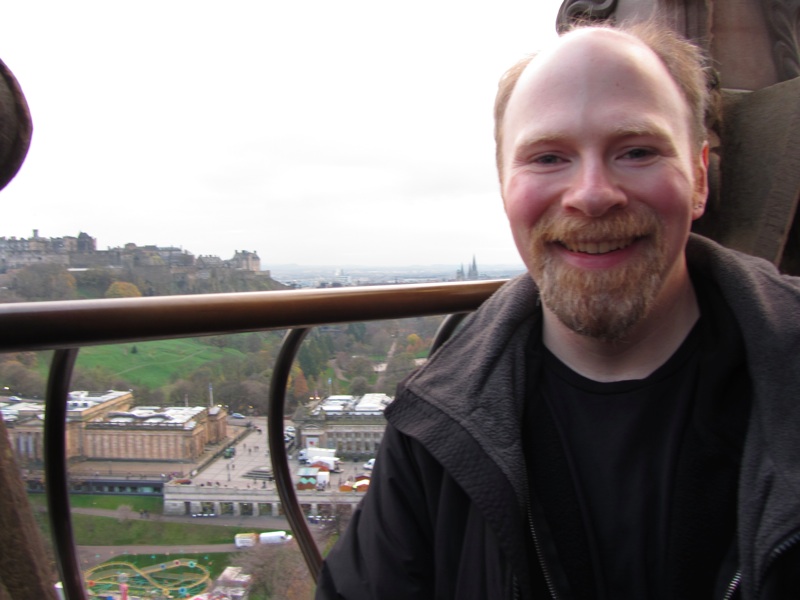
[622,148,654,160]
[534,154,563,165]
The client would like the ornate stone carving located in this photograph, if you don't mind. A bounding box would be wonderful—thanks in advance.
[556,0,619,31]
[0,58,32,192]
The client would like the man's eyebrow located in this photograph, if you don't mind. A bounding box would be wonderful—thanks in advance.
[610,120,674,141]
[512,132,569,149]
[515,121,674,147]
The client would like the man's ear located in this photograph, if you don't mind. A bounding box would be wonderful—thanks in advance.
[692,142,709,220]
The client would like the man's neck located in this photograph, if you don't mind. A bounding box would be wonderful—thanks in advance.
[541,279,700,383]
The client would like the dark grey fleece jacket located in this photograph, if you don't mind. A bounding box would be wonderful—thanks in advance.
[386,234,800,599]
[317,234,800,599]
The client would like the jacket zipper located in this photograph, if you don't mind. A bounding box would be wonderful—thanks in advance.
[527,500,559,600]
[720,570,741,600]
[755,529,800,599]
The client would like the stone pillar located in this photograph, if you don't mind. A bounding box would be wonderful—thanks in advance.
[0,415,57,598]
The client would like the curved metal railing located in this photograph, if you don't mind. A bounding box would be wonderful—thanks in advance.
[0,280,505,599]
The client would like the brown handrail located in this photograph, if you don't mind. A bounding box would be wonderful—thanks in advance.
[0,280,505,352]
[4,280,507,599]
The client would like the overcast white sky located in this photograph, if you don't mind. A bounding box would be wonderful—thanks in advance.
[0,1,563,268]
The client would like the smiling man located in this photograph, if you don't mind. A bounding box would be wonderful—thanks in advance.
[499,25,709,380]
[316,21,800,600]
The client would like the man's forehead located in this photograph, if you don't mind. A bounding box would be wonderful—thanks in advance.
[505,28,688,130]
[517,28,663,93]
[498,27,698,167]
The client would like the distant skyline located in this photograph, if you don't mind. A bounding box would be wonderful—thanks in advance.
[0,1,564,267]
[1,226,524,272]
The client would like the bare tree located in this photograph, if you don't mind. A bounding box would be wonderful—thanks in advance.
[232,542,315,600]
[116,504,133,523]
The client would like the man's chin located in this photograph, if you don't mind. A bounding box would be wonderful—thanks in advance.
[535,261,663,344]
[548,300,644,344]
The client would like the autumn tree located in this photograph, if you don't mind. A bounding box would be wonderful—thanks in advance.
[14,263,77,301]
[347,323,367,344]
[71,365,116,391]
[73,268,116,298]
[367,328,392,356]
[297,334,331,380]
[319,502,354,540]
[380,351,417,396]
[240,379,270,414]
[346,356,374,380]
[104,281,142,298]
[349,376,369,397]
[405,333,425,355]
[212,379,270,415]
[168,379,195,406]
[246,333,263,354]
[291,368,310,403]
[131,386,164,405]
[214,381,247,414]
[0,360,45,397]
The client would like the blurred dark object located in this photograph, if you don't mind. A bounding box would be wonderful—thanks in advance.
[0,57,32,192]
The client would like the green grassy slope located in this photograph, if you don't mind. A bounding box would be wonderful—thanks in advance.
[36,338,245,389]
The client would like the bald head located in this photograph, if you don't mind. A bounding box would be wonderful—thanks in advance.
[494,22,709,182]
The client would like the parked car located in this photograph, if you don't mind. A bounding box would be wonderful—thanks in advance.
[231,413,246,419]
[363,458,376,471]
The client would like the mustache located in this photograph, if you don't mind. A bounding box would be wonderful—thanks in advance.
[533,209,661,245]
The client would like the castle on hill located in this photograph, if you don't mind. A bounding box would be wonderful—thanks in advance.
[0,230,287,298]
[0,229,260,273]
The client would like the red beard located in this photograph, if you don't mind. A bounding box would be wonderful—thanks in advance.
[528,206,667,343]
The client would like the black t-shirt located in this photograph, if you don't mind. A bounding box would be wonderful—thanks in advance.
[523,274,751,599]
[541,325,700,599]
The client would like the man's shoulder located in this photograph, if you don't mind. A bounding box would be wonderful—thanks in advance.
[390,274,540,417]
[689,233,794,273]
[425,273,539,364]
[688,234,800,297]
[687,234,800,349]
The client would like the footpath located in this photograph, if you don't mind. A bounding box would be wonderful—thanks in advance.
[78,543,239,570]
[71,506,290,529]
[73,507,292,569]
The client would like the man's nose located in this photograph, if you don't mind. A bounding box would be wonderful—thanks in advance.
[561,161,627,217]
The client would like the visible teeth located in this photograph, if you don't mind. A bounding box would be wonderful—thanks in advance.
[564,239,633,254]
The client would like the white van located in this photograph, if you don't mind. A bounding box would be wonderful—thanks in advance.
[259,531,293,544]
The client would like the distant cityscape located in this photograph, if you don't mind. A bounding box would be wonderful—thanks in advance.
[0,229,526,290]
[0,229,262,274]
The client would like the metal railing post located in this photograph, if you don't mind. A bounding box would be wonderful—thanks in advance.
[267,328,324,580]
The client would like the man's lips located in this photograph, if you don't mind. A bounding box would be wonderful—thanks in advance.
[556,237,639,255]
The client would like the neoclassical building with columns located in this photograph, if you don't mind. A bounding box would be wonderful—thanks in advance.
[2,390,228,466]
